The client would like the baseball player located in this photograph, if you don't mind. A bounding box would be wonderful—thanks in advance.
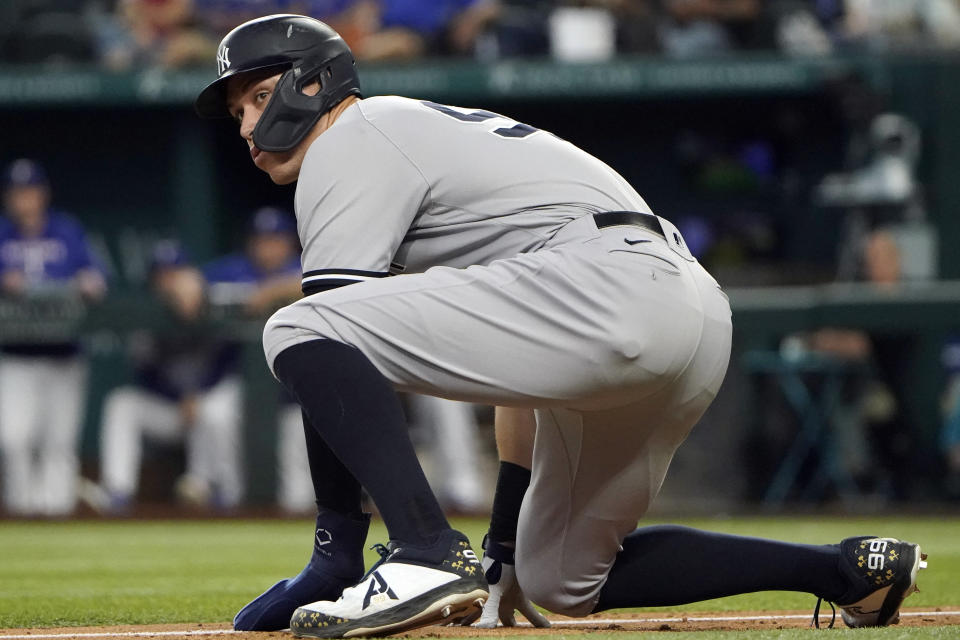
[98,240,244,512]
[0,158,106,517]
[195,15,926,636]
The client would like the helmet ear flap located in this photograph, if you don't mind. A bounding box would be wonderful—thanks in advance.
[252,67,327,152]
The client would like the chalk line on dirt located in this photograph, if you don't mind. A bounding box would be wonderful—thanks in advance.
[2,610,958,638]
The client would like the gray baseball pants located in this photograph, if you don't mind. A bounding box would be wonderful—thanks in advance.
[263,215,732,615]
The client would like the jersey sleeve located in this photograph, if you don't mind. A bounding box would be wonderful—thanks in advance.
[295,109,429,295]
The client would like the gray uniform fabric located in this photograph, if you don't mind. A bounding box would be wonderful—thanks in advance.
[263,96,732,615]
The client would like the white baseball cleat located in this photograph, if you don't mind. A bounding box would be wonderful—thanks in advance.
[290,529,487,638]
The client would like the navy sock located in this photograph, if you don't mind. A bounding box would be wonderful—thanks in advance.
[300,409,363,517]
[273,339,450,546]
[487,462,530,544]
[595,525,846,611]
[233,508,370,631]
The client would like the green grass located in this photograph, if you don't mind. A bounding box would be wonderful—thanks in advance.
[0,515,957,633]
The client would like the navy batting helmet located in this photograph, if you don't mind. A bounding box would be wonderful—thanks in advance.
[194,14,361,153]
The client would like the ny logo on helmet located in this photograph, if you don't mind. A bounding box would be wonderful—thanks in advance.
[217,45,231,75]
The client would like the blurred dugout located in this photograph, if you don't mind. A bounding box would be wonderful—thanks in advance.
[0,159,107,517]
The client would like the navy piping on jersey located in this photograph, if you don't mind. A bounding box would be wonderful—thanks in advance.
[302,269,389,295]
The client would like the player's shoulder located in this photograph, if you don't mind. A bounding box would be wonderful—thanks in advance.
[356,95,425,114]
[302,96,429,170]
[352,95,444,130]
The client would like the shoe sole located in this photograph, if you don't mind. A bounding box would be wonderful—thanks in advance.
[291,587,488,638]
[875,543,926,626]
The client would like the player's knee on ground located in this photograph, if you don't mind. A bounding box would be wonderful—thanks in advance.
[515,536,604,618]
[515,561,599,618]
[262,302,346,375]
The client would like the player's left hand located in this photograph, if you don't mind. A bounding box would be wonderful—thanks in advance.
[461,539,550,628]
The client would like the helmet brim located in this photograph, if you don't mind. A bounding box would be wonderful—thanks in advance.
[194,62,290,119]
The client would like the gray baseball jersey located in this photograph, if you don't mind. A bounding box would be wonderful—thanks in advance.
[295,96,659,294]
[264,96,731,616]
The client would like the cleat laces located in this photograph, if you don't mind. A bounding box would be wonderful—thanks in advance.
[332,543,393,604]
[810,598,836,629]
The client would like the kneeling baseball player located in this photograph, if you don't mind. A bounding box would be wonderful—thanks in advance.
[194,15,927,637]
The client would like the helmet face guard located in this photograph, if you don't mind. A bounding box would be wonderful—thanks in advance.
[194,14,361,152]
[253,50,360,152]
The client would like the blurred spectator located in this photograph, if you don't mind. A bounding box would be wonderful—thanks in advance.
[841,0,960,51]
[195,0,346,40]
[327,0,500,60]
[611,0,664,54]
[1,0,97,64]
[0,158,107,517]
[772,0,837,55]
[660,0,764,57]
[488,1,660,59]
[96,240,243,514]
[481,0,550,57]
[203,207,307,512]
[96,0,218,70]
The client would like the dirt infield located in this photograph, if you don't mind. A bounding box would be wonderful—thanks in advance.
[2,609,959,639]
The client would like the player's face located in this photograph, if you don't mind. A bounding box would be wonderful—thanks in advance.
[226,71,322,185]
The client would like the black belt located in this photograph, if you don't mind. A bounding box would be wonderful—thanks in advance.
[593,211,664,239]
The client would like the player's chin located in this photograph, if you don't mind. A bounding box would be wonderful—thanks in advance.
[266,169,298,185]
[259,157,299,185]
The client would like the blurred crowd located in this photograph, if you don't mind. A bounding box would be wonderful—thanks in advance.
[0,158,489,518]
[3,0,960,68]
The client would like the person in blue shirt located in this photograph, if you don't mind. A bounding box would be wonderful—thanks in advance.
[0,158,106,517]
[320,0,498,60]
[204,205,303,311]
